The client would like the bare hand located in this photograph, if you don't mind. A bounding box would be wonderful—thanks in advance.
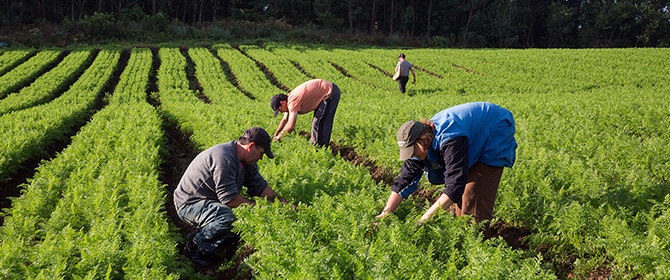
[374,212,388,219]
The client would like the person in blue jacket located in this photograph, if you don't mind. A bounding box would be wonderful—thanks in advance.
[375,102,517,223]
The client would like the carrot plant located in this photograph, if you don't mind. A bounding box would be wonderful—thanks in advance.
[0,45,668,278]
[0,49,120,180]
[0,49,62,98]
[0,49,34,77]
[109,47,153,104]
[213,44,285,101]
[0,47,182,278]
[0,49,93,115]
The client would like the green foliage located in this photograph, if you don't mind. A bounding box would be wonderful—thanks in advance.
[0,50,62,98]
[78,13,124,41]
[0,49,93,115]
[109,47,152,104]
[0,48,183,279]
[2,45,670,278]
[431,36,450,47]
[0,49,119,179]
[0,49,34,76]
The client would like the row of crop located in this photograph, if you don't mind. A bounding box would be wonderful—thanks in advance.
[241,44,670,278]
[0,47,181,278]
[238,45,309,90]
[213,44,285,101]
[0,49,93,116]
[0,103,180,279]
[175,45,559,278]
[317,46,470,96]
[0,49,118,180]
[359,47,506,95]
[108,48,153,104]
[404,48,670,94]
[0,50,63,98]
[186,47,245,106]
[0,49,34,77]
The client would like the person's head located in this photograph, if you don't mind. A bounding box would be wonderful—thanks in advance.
[238,127,274,164]
[270,94,289,116]
[398,53,406,60]
[396,119,435,161]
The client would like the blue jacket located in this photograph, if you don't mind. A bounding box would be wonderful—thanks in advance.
[428,102,517,169]
[392,102,517,202]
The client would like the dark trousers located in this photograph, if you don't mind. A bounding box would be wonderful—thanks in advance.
[311,84,340,147]
[398,76,409,93]
[449,162,504,222]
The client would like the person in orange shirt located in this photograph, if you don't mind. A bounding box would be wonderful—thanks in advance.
[270,79,341,147]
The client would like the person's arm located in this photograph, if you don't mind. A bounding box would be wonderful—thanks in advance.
[273,112,289,139]
[411,68,416,84]
[420,193,454,223]
[375,191,403,218]
[259,186,290,205]
[419,136,469,223]
[375,159,425,218]
[227,194,255,208]
[275,111,298,141]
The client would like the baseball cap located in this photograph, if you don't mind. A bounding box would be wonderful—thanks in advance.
[398,53,405,58]
[242,127,274,159]
[396,121,425,161]
[270,94,287,117]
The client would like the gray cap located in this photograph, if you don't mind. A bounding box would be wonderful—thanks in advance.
[396,121,425,161]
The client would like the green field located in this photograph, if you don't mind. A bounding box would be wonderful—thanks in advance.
[0,45,668,279]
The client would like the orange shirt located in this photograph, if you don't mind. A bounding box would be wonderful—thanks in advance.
[287,79,333,114]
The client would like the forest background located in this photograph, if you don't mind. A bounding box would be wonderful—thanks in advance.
[1,0,669,48]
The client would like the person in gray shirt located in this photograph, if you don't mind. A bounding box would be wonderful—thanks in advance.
[395,53,416,93]
[174,127,290,267]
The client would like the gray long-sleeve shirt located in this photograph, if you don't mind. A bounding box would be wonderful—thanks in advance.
[173,141,268,209]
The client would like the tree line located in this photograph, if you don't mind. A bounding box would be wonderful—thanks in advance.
[2,0,669,48]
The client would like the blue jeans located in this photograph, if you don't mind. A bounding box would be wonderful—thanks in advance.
[177,200,237,255]
[398,161,445,199]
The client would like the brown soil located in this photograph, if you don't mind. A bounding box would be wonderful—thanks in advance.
[329,143,396,186]
[232,45,291,93]
[366,62,392,76]
[412,65,444,78]
[180,46,210,103]
[290,60,316,80]
[452,64,484,76]
[208,46,256,100]
[482,221,531,250]
[566,262,612,280]
[330,61,378,88]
